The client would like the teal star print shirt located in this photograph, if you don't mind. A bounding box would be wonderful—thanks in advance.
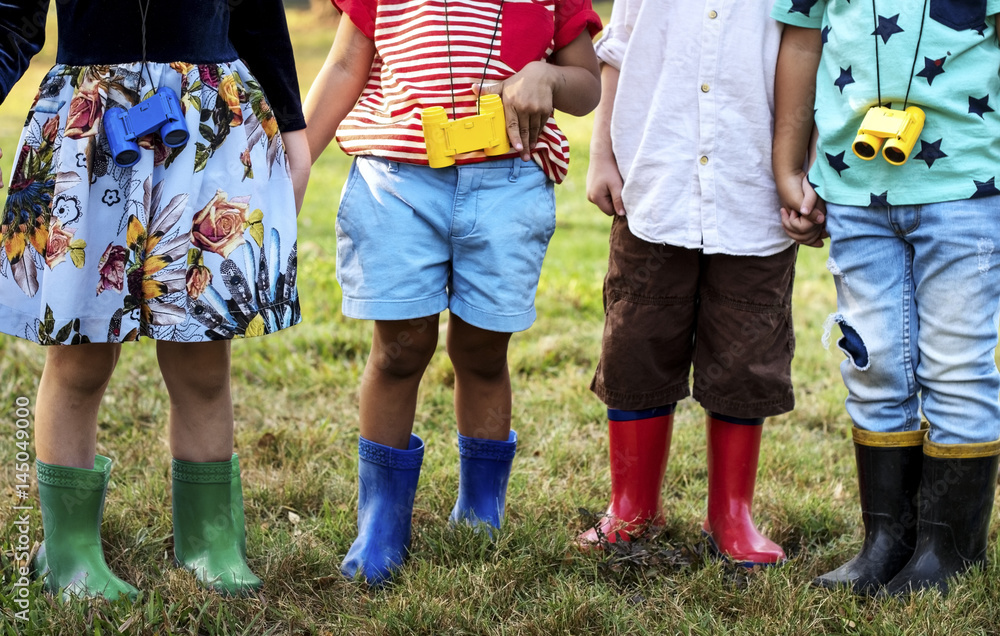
[772,0,1000,206]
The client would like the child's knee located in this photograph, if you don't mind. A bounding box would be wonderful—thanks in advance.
[447,335,510,378]
[45,344,121,392]
[156,342,231,398]
[371,345,436,379]
[370,321,439,378]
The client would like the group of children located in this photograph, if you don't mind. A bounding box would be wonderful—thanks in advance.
[0,0,998,601]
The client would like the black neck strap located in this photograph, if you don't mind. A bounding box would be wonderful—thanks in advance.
[872,0,929,109]
[443,0,506,118]
[138,0,152,93]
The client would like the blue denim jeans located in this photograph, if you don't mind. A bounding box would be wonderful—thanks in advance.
[825,197,1000,444]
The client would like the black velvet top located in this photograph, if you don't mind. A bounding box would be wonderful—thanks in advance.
[0,0,305,131]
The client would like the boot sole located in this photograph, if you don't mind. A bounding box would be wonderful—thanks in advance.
[172,557,263,597]
[702,530,787,568]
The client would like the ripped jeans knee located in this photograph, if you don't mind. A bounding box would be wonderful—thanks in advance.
[823,313,869,371]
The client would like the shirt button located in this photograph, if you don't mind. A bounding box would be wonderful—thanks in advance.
[708,10,718,19]
[701,83,710,93]
[700,156,709,165]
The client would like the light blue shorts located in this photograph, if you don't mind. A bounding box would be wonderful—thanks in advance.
[335,156,556,333]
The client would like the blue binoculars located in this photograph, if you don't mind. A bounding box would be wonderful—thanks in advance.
[104,87,189,167]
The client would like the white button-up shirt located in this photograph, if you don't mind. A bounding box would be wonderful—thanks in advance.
[596,0,792,256]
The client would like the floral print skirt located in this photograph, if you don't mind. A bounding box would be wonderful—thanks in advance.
[0,60,300,344]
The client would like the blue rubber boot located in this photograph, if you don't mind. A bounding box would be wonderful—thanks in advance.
[341,434,424,585]
[449,430,517,533]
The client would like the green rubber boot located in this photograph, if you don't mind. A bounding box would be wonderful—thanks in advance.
[231,453,246,560]
[172,457,261,595]
[34,455,140,601]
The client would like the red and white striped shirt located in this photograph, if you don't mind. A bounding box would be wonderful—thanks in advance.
[332,0,602,183]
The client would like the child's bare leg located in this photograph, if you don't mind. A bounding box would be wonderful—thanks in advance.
[156,339,260,593]
[343,317,436,584]
[447,315,512,441]
[33,343,138,600]
[156,340,233,462]
[360,317,439,449]
[35,344,121,468]
[446,315,516,530]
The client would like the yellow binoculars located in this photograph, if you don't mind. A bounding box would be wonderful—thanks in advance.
[421,94,511,168]
[852,105,925,165]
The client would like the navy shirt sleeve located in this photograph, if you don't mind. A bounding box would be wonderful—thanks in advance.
[229,0,306,132]
[0,0,50,105]
[0,0,306,132]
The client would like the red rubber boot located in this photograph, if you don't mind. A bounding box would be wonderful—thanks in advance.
[577,407,674,547]
[702,414,785,566]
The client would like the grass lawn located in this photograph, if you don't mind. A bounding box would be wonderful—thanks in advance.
[2,4,1000,635]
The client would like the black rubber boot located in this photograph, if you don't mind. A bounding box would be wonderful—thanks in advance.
[883,437,1000,596]
[813,427,925,595]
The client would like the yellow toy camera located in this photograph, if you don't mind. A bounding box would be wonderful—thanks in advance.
[422,94,511,168]
[852,105,925,165]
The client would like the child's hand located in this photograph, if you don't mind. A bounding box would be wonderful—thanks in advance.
[781,206,827,248]
[586,151,625,216]
[778,171,827,247]
[281,130,311,216]
[473,61,556,161]
[471,32,599,161]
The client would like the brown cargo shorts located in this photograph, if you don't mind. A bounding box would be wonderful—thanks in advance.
[590,216,796,418]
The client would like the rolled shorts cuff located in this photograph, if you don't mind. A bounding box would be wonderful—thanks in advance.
[450,294,536,333]
[341,292,449,321]
[589,379,691,411]
[694,389,795,419]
